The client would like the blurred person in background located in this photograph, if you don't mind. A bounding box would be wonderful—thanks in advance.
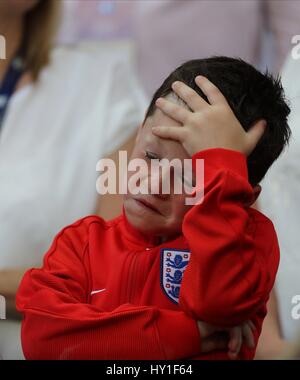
[0,0,146,359]
[57,1,300,94]
[134,0,300,95]
[58,0,134,43]
[255,53,300,359]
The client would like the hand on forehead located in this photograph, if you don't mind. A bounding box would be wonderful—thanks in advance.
[142,107,190,161]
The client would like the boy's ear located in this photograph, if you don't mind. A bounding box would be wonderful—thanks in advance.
[245,185,261,207]
[253,185,262,202]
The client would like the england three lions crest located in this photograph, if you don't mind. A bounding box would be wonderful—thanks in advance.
[160,248,191,304]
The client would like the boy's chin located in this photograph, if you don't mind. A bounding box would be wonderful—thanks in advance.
[125,211,162,235]
[123,197,182,240]
[124,208,180,243]
[124,202,163,235]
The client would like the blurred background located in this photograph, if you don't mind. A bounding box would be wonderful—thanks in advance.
[0,0,299,360]
[58,0,300,93]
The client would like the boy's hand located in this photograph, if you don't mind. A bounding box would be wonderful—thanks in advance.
[152,76,266,157]
[197,320,256,360]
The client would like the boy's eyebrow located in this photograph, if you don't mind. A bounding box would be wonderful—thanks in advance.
[144,133,167,158]
[147,138,164,153]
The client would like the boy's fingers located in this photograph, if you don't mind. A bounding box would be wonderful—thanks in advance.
[171,81,208,111]
[195,75,227,105]
[242,323,255,348]
[155,97,190,124]
[201,333,228,353]
[247,320,256,332]
[152,126,186,142]
[246,119,266,154]
[228,327,242,356]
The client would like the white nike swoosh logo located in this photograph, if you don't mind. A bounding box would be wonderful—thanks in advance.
[90,288,106,296]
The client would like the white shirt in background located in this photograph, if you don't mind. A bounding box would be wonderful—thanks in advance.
[260,56,300,341]
[0,42,147,269]
[0,42,147,359]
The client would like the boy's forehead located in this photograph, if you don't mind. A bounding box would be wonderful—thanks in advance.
[142,110,189,161]
[145,104,182,128]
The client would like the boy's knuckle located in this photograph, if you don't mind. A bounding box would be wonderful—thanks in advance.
[186,113,195,124]
[198,110,208,122]
[187,89,195,99]
[175,105,182,114]
[209,85,219,96]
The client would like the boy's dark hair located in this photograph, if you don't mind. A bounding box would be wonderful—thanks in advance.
[144,57,291,186]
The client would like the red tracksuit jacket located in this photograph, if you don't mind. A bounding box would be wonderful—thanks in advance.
[16,149,279,360]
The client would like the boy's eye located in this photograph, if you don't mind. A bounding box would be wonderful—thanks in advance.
[145,151,160,160]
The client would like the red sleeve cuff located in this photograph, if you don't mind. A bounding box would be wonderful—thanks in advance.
[192,148,249,183]
[155,310,201,359]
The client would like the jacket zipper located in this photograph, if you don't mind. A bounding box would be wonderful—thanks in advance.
[128,252,138,303]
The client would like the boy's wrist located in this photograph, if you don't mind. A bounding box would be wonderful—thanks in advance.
[192,148,249,182]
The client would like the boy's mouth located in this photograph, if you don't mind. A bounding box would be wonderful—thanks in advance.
[132,197,162,215]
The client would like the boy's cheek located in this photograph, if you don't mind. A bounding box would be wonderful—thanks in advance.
[169,196,192,226]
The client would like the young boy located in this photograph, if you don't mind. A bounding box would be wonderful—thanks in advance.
[16,57,291,360]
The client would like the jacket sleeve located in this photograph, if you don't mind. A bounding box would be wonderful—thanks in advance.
[179,148,280,326]
[16,220,201,360]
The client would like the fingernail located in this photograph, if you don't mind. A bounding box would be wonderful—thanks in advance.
[172,81,180,88]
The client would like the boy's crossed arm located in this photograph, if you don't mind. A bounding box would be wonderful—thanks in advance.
[16,221,198,360]
[16,218,250,360]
